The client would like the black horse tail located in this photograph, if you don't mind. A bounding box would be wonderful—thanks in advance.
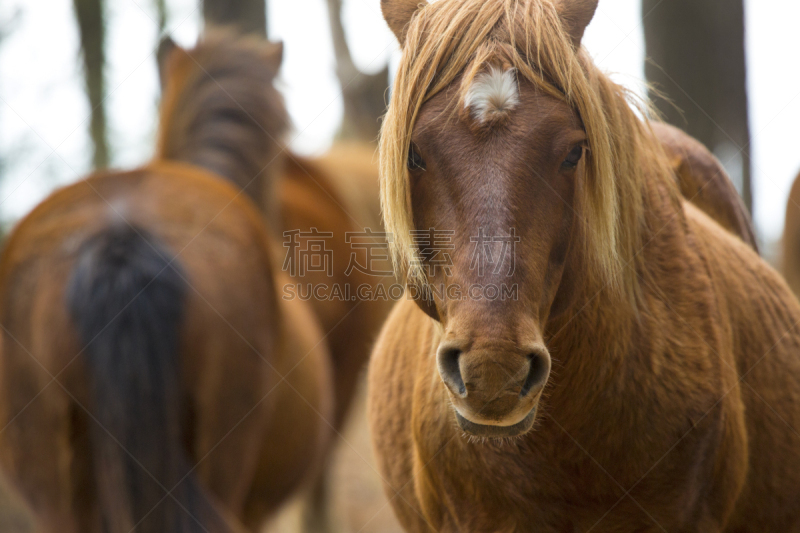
[67,225,223,533]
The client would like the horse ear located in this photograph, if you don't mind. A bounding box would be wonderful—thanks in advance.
[555,0,598,48]
[381,0,428,46]
[157,37,179,91]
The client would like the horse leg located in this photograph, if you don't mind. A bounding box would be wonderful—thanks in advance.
[301,454,336,533]
[299,342,361,533]
[0,374,80,533]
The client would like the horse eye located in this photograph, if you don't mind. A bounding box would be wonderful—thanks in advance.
[408,146,426,172]
[561,145,584,169]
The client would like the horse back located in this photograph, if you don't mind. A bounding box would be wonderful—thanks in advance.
[652,122,758,252]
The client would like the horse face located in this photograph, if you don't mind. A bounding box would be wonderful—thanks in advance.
[408,74,585,437]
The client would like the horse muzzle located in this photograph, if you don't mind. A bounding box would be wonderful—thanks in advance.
[437,340,551,439]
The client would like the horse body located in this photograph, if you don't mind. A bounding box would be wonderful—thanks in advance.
[369,0,800,531]
[694,206,800,532]
[314,142,384,235]
[0,35,335,532]
[371,187,795,533]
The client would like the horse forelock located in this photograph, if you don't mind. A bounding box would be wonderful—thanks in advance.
[380,0,678,307]
[463,66,519,124]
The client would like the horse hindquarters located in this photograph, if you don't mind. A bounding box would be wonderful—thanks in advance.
[67,225,231,533]
[241,284,334,530]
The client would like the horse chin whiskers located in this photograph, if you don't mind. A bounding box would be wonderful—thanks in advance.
[461,431,527,449]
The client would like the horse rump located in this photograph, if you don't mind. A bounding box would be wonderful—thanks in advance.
[66,224,223,533]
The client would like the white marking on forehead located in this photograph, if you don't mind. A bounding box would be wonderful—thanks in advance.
[464,67,519,124]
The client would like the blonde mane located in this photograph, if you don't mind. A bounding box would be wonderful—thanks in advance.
[379,0,677,306]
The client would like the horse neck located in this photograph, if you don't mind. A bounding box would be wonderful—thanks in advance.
[155,52,288,215]
[544,166,688,415]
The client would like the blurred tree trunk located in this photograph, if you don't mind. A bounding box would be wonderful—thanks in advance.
[154,0,168,34]
[642,0,752,213]
[203,0,267,37]
[326,0,388,142]
[73,0,109,169]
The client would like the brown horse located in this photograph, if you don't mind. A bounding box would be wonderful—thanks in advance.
[0,33,335,532]
[157,34,393,529]
[783,170,800,295]
[368,0,800,531]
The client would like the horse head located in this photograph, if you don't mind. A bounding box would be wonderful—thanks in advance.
[380,0,603,438]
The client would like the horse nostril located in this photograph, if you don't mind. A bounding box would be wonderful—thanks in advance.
[520,350,550,398]
[437,346,467,397]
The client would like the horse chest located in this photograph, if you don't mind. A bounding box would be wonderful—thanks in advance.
[418,440,603,527]
[413,401,727,532]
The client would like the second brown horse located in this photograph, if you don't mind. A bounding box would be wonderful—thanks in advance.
[370,0,800,531]
[0,32,386,533]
